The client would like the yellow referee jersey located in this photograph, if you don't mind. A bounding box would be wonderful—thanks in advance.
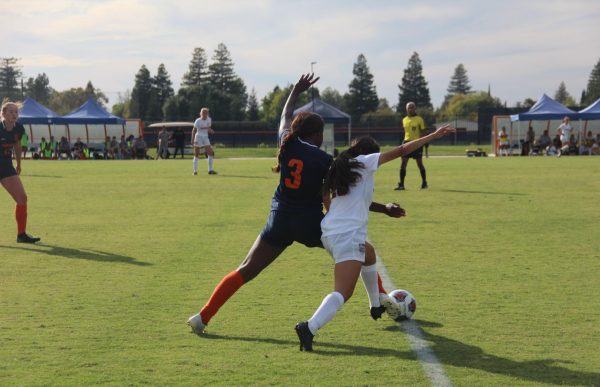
[402,115,425,141]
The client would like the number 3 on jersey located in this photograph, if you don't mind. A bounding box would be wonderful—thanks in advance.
[284,159,304,189]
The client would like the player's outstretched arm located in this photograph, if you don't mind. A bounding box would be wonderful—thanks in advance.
[378,124,455,166]
[369,202,405,218]
[278,73,320,136]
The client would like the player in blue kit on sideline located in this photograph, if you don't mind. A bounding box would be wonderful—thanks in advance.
[0,100,40,243]
[188,74,400,334]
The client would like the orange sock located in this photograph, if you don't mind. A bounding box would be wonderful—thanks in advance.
[15,204,27,235]
[377,272,387,294]
[200,270,245,324]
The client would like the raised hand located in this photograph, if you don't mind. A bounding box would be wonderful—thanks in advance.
[433,124,456,138]
[294,73,320,94]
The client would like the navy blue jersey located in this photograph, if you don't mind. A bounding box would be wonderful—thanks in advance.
[0,122,24,159]
[272,137,333,211]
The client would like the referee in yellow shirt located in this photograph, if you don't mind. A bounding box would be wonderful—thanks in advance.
[395,102,428,190]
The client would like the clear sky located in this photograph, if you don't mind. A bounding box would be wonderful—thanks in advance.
[5,0,600,109]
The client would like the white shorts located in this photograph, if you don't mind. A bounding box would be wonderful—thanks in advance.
[322,232,366,264]
[194,133,211,147]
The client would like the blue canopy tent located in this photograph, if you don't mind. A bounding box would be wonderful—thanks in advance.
[578,97,600,120]
[510,94,578,121]
[503,94,578,155]
[62,98,125,125]
[62,99,126,144]
[578,98,600,144]
[17,98,67,147]
[294,98,351,148]
[18,97,64,125]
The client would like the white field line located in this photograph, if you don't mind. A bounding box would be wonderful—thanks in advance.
[376,257,453,387]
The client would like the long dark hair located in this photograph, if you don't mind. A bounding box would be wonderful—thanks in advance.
[272,112,324,172]
[323,136,380,196]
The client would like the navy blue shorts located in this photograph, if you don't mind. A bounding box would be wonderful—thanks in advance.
[0,159,17,180]
[260,209,324,248]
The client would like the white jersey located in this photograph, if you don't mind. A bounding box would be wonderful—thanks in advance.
[558,123,572,143]
[321,153,380,239]
[194,117,212,136]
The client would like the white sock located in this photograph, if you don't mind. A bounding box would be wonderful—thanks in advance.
[361,264,380,308]
[193,157,199,172]
[208,155,214,171]
[307,291,344,335]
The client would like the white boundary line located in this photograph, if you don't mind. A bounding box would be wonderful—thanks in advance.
[376,257,453,387]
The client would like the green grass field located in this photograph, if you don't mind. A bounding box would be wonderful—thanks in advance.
[157,144,492,159]
[1,153,599,386]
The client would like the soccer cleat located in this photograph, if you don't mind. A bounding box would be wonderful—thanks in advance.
[193,171,198,175]
[187,313,206,335]
[379,293,401,319]
[16,233,40,244]
[370,305,386,320]
[394,184,405,191]
[421,182,428,189]
[295,321,314,352]
[208,170,218,175]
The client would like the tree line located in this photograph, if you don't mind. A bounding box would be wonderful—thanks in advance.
[2,49,600,127]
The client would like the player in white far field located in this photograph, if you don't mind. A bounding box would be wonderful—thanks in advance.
[556,116,573,157]
[191,107,217,175]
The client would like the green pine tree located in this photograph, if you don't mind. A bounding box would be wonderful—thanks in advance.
[0,57,23,101]
[397,52,432,112]
[130,65,154,121]
[554,81,572,104]
[246,88,260,121]
[24,73,53,105]
[153,64,174,120]
[583,58,600,105]
[447,64,471,96]
[345,54,379,121]
[182,48,209,88]
[208,43,247,120]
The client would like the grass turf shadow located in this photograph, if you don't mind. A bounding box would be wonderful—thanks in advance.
[391,319,600,386]
[194,319,599,385]
[0,244,152,266]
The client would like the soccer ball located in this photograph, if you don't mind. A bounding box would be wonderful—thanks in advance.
[387,289,417,321]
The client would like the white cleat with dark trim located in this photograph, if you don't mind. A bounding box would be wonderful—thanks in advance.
[187,313,206,335]
[379,293,402,320]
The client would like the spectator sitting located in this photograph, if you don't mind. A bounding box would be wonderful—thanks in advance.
[559,134,578,157]
[133,135,148,159]
[126,134,135,158]
[546,134,561,156]
[38,137,50,159]
[103,136,113,159]
[119,134,129,159]
[579,130,594,156]
[568,134,579,155]
[72,137,86,159]
[58,136,72,160]
[110,136,118,159]
[591,134,600,155]
[535,129,552,155]
[49,135,58,159]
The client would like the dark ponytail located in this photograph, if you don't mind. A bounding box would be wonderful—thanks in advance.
[272,112,324,173]
[323,136,380,196]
